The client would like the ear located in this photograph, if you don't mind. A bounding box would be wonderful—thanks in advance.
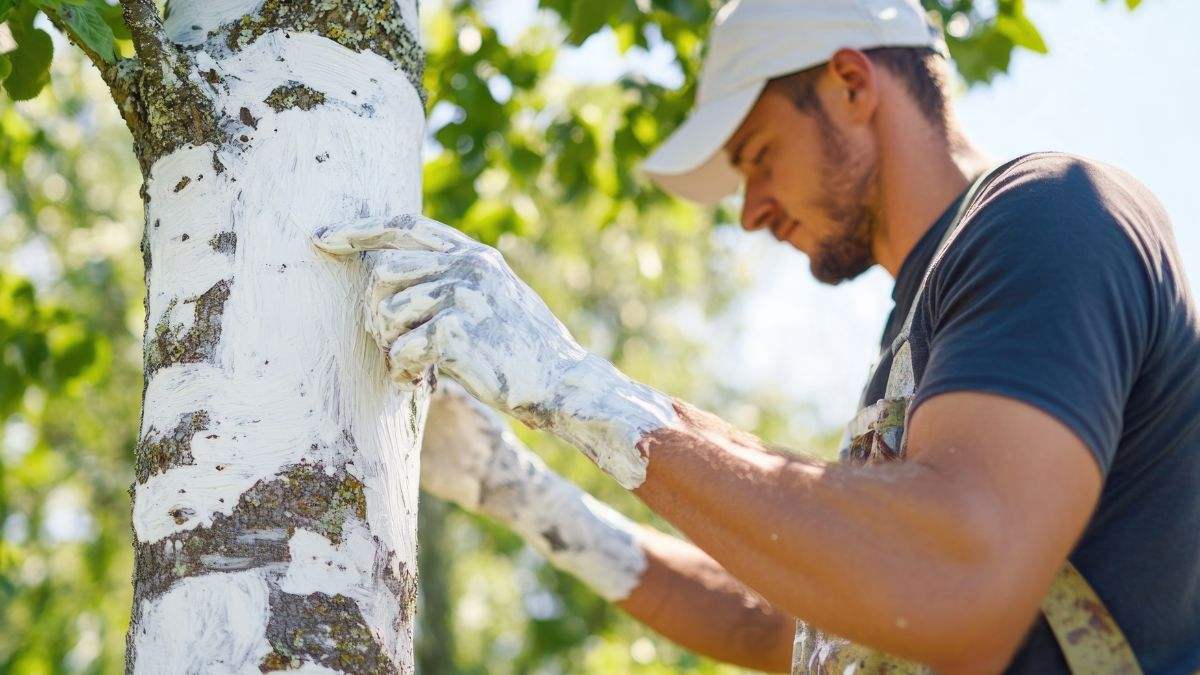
[824,48,878,124]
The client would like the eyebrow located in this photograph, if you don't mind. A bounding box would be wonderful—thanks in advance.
[728,131,757,168]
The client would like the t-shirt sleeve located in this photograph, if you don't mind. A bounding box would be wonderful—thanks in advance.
[911,175,1153,475]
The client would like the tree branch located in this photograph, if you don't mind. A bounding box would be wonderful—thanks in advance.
[42,8,141,140]
[119,0,174,72]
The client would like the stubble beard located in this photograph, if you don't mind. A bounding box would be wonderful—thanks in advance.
[809,112,880,285]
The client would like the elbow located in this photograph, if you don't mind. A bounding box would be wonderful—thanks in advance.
[890,512,1035,670]
[899,558,1036,673]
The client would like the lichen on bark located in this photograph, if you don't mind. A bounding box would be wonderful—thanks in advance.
[225,0,425,102]
[259,590,397,674]
[146,279,232,376]
[208,231,237,254]
[135,410,210,483]
[117,51,226,176]
[265,83,328,112]
[133,462,368,605]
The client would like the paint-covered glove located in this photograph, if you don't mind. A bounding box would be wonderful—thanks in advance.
[418,379,646,601]
[313,215,677,489]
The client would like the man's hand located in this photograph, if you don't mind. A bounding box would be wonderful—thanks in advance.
[418,379,510,513]
[313,214,585,416]
[314,214,678,489]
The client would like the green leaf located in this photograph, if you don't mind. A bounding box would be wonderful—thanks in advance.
[994,13,1048,54]
[59,4,117,63]
[3,8,55,101]
[0,0,15,22]
[0,55,10,82]
[98,3,132,40]
[1126,0,1143,8]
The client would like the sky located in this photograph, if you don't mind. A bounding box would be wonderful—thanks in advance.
[488,0,1200,430]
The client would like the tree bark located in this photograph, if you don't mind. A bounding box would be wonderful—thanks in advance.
[118,1,427,672]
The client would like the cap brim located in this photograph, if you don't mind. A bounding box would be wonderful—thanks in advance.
[640,82,764,205]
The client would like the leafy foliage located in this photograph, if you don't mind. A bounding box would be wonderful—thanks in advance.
[1,0,122,101]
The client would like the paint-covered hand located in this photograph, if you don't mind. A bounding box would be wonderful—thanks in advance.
[314,214,585,412]
[418,380,646,601]
[418,379,512,513]
[314,214,678,489]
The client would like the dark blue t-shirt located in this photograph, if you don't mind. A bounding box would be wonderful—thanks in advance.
[864,153,1200,674]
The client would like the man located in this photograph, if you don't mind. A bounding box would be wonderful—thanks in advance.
[314,0,1200,672]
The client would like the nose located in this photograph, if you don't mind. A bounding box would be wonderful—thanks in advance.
[741,183,779,233]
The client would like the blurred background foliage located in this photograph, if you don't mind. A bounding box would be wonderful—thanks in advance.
[0,0,1140,672]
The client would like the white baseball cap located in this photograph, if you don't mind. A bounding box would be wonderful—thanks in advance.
[641,0,946,204]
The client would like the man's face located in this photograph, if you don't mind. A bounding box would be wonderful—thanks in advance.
[725,85,880,285]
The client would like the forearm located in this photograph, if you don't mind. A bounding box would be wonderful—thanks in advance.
[481,455,797,672]
[621,526,795,673]
[630,401,1009,669]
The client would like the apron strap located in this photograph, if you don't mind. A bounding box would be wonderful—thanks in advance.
[1042,563,1143,674]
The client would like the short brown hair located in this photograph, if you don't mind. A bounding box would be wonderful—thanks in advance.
[766,47,952,130]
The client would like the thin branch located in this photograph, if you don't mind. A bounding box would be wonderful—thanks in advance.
[42,9,140,128]
[119,0,175,74]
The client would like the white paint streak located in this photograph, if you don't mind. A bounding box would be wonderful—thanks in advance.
[422,382,646,600]
[315,215,680,489]
[281,521,409,661]
[132,569,274,674]
[550,353,678,489]
[133,29,424,673]
[164,0,266,46]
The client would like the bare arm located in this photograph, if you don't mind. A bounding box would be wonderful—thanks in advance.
[631,393,1101,673]
[621,526,795,672]
[422,383,796,672]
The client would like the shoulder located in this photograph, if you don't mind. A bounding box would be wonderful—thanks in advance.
[932,152,1162,295]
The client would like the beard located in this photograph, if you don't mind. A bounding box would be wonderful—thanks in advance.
[807,111,880,285]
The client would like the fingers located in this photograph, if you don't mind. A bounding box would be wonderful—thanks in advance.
[386,308,465,386]
[366,249,454,310]
[314,214,479,255]
[374,279,456,348]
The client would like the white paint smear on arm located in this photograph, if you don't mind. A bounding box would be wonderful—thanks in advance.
[422,382,647,600]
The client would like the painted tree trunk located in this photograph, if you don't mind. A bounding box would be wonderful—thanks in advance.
[118,2,427,672]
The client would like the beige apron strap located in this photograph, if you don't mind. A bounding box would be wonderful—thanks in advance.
[1041,563,1143,674]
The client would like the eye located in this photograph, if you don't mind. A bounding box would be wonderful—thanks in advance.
[752,144,770,166]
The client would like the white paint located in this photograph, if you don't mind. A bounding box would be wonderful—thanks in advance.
[396,0,419,40]
[132,569,274,674]
[421,382,647,600]
[132,28,424,673]
[164,0,266,46]
[314,215,680,489]
[281,521,409,661]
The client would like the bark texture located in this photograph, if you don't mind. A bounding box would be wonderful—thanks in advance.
[118,1,426,672]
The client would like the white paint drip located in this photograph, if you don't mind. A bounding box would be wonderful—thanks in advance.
[164,0,266,46]
[314,215,681,490]
[132,569,274,674]
[422,382,647,600]
[133,29,425,673]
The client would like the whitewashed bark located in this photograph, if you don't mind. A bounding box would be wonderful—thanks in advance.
[120,1,426,672]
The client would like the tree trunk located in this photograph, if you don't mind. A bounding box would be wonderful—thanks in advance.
[118,2,427,672]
